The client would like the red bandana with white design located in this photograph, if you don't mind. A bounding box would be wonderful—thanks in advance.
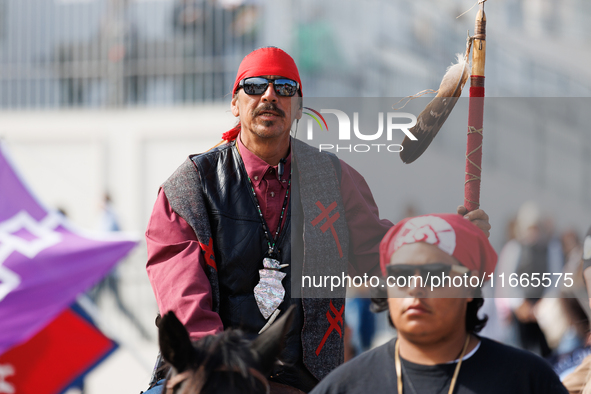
[379,213,497,277]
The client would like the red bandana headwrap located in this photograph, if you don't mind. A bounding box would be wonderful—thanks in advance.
[222,47,302,142]
[379,213,497,277]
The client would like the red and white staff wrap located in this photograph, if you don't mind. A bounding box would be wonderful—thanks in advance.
[464,6,486,212]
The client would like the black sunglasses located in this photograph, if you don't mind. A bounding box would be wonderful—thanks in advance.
[238,77,300,97]
[386,263,469,284]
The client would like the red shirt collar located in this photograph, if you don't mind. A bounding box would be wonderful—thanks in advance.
[236,134,291,188]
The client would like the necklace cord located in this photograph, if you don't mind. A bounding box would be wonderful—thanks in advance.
[235,142,291,257]
[395,335,471,394]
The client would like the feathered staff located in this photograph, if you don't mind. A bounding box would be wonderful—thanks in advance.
[464,4,486,212]
[399,2,488,213]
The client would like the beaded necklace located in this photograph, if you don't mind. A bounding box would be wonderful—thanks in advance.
[237,143,290,258]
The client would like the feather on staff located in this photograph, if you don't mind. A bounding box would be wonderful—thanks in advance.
[400,53,471,164]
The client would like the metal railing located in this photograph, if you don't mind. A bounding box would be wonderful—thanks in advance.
[2,0,591,109]
[0,0,260,108]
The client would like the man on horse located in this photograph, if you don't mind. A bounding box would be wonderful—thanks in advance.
[145,46,490,393]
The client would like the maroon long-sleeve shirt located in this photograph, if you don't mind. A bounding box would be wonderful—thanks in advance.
[146,136,393,341]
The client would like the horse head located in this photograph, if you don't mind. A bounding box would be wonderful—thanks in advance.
[158,305,295,394]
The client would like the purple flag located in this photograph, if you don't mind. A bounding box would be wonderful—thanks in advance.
[0,143,138,355]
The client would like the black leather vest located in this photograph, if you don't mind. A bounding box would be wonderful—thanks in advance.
[162,140,349,388]
[190,144,305,364]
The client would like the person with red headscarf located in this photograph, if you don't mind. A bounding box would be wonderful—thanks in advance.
[144,47,491,393]
[310,214,567,394]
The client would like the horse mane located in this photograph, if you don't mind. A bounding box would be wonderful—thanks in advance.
[184,330,266,394]
[159,306,295,394]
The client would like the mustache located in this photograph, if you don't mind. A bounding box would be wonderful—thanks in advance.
[253,103,285,118]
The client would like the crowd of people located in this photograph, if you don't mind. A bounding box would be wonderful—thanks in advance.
[141,46,590,393]
[492,202,589,367]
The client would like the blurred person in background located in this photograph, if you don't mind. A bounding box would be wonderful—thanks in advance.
[535,226,590,378]
[311,214,567,394]
[560,228,591,324]
[89,194,151,340]
[491,216,521,347]
[499,201,563,358]
[562,226,591,394]
[554,229,589,357]
[495,205,588,367]
[344,286,376,360]
[144,46,490,393]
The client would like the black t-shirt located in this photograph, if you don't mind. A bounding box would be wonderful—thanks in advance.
[310,337,568,394]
